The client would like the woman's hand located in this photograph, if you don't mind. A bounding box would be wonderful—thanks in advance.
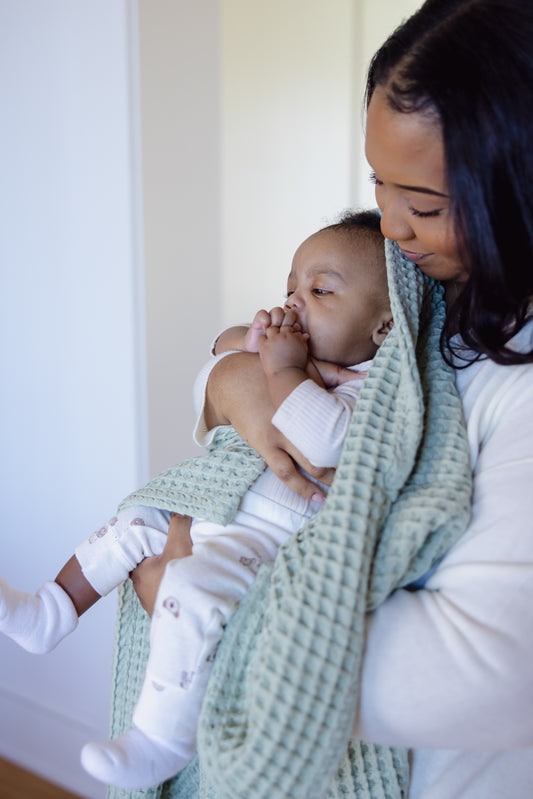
[130,514,193,617]
[204,352,335,497]
[310,358,366,388]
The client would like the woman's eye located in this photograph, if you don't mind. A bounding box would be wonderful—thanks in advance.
[313,288,330,296]
[369,170,383,186]
[408,206,442,218]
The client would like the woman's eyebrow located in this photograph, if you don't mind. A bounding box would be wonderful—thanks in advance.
[395,182,449,198]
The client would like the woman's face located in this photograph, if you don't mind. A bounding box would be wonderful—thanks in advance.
[365,86,470,289]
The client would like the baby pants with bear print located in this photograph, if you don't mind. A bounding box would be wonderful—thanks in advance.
[74,484,319,785]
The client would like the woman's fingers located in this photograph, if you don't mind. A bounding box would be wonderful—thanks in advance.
[130,514,193,617]
[129,555,165,617]
[311,359,366,388]
[264,445,329,502]
[167,513,194,558]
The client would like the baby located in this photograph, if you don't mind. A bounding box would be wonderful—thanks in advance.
[0,209,392,789]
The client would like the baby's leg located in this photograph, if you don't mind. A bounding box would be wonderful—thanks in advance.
[0,578,79,654]
[74,506,172,597]
[81,509,292,789]
[0,506,171,654]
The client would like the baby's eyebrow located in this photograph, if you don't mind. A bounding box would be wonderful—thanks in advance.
[287,266,346,283]
[308,266,346,282]
[287,266,347,286]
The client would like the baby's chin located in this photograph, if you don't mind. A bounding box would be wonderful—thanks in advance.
[310,348,341,365]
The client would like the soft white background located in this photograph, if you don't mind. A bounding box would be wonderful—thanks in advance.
[0,1,419,796]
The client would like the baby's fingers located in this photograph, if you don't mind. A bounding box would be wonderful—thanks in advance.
[280,308,300,328]
[268,307,286,327]
[251,309,273,330]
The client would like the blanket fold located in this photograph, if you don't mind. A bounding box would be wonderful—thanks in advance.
[107,240,472,799]
[119,428,266,526]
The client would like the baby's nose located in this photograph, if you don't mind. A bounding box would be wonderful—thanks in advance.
[284,292,302,310]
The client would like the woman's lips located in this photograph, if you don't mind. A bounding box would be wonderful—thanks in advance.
[399,248,431,263]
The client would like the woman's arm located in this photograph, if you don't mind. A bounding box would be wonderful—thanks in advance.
[353,362,533,749]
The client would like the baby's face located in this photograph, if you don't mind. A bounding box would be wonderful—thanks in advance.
[284,229,388,366]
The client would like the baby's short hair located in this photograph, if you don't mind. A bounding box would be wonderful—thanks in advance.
[321,209,389,308]
[322,208,383,241]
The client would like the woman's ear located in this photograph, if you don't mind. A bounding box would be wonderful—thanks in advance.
[371,312,394,347]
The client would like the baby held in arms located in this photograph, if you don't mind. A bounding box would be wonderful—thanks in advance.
[0,209,392,789]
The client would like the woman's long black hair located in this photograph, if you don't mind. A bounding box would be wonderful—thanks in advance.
[366,0,533,365]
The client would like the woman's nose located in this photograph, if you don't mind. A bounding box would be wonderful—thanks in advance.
[379,199,414,243]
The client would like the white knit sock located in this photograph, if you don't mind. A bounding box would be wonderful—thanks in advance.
[81,727,193,789]
[0,578,78,654]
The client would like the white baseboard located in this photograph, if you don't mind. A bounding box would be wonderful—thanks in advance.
[0,685,106,799]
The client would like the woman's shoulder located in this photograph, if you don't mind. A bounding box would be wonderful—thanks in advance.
[451,318,533,466]
[452,317,533,392]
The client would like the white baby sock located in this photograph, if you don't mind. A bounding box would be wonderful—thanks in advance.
[0,578,78,654]
[81,727,193,789]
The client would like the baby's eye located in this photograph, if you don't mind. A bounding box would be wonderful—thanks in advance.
[312,288,330,296]
[286,290,295,298]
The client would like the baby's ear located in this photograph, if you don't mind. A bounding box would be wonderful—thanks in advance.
[371,312,394,347]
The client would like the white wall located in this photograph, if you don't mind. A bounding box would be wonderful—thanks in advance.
[138,0,221,477]
[221,0,356,323]
[220,0,422,326]
[0,2,144,797]
[141,0,422,474]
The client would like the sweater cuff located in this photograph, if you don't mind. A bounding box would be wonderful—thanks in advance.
[272,380,342,467]
[192,350,241,447]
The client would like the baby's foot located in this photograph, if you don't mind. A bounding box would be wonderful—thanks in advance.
[0,578,78,654]
[81,727,192,789]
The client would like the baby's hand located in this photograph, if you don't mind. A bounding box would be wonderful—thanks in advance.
[243,309,273,352]
[258,315,309,376]
[244,307,306,352]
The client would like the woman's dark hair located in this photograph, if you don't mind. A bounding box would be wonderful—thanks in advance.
[366,0,533,365]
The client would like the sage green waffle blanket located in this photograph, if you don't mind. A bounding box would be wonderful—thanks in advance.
[107,240,472,799]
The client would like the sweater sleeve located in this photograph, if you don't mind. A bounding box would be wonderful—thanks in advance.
[353,358,533,750]
[192,350,239,447]
[271,377,365,468]
[192,323,252,446]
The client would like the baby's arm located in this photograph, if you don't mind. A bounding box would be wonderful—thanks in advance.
[271,376,364,468]
[213,326,252,354]
[259,320,366,468]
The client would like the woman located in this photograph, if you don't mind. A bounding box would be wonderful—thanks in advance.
[125,1,533,796]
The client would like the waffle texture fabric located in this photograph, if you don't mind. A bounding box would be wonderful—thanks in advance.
[119,429,266,526]
[107,239,472,799]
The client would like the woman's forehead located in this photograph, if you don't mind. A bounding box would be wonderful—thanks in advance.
[365,87,448,198]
